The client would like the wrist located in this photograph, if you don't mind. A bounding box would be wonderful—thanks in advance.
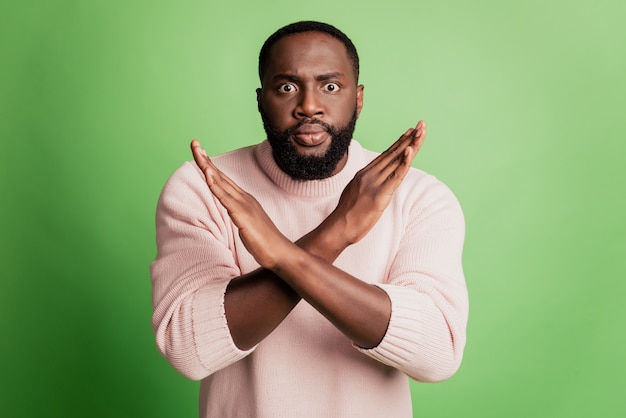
[317,212,353,252]
[296,214,351,262]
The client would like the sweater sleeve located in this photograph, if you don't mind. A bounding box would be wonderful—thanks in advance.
[355,176,469,382]
[150,162,255,380]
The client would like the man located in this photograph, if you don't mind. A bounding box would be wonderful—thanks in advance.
[151,21,468,417]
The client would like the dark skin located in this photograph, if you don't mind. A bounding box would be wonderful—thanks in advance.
[191,32,426,350]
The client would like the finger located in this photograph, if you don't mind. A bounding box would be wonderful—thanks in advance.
[411,120,426,149]
[380,121,426,163]
[190,140,249,208]
[377,131,418,185]
[191,139,218,186]
[397,127,425,171]
[385,127,422,158]
[378,121,427,186]
[361,128,415,173]
[191,140,243,189]
[201,165,242,210]
[407,121,426,158]
[191,139,214,173]
[393,121,425,167]
[386,128,414,154]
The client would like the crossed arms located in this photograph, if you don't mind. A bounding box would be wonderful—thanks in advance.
[189,122,425,350]
[152,121,468,381]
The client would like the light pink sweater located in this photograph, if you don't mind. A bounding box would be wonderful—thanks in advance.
[151,140,468,417]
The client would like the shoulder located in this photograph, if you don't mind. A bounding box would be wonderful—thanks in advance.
[156,161,213,224]
[359,141,461,206]
[394,166,464,228]
[160,160,204,202]
[406,168,459,202]
[355,140,461,212]
[162,144,258,194]
[211,144,257,169]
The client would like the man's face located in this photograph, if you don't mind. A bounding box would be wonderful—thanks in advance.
[257,31,364,180]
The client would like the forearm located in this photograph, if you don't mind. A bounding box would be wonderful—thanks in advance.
[224,222,350,350]
[270,242,391,349]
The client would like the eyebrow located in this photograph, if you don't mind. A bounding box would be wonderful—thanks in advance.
[316,72,344,81]
[272,72,345,83]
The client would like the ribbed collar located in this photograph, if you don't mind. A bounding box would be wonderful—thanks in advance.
[254,140,367,198]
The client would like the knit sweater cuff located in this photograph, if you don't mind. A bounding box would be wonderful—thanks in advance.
[354,284,438,370]
[192,279,255,374]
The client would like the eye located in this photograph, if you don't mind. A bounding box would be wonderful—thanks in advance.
[278,83,297,93]
[323,83,340,92]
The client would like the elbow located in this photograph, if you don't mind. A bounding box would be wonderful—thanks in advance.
[413,356,463,383]
[152,284,237,382]
[155,338,212,381]
[167,354,211,381]
[408,342,465,383]
[153,315,251,382]
[153,315,212,381]
[173,365,210,382]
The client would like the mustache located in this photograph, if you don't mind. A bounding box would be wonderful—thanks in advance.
[285,119,334,136]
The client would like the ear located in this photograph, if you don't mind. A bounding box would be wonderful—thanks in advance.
[355,84,364,118]
[256,88,262,113]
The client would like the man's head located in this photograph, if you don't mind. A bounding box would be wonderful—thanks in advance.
[256,21,364,180]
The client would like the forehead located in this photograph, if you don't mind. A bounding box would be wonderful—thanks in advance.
[264,32,354,82]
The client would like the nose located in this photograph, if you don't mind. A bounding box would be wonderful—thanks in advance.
[294,88,323,119]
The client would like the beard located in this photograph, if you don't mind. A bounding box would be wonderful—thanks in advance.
[260,107,358,180]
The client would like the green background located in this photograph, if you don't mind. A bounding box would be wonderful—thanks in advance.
[2,0,624,416]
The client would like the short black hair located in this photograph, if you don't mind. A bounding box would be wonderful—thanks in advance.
[258,21,360,84]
